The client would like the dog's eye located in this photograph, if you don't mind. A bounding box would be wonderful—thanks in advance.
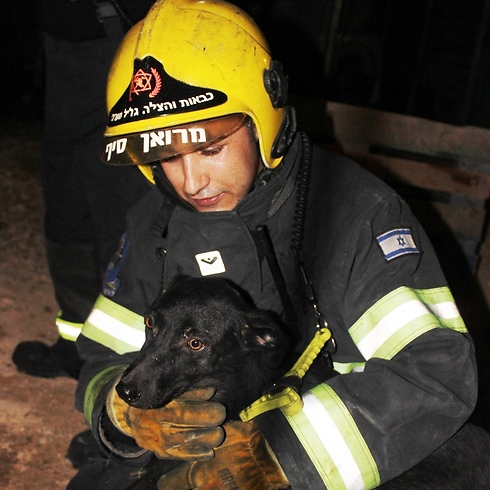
[145,316,159,337]
[187,338,205,351]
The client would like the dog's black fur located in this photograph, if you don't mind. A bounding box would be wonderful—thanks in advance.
[118,276,490,489]
[117,276,291,419]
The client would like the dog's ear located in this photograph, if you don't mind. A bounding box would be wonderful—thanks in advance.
[240,324,283,351]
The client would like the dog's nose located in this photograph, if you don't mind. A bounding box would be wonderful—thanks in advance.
[116,382,142,404]
[123,387,141,403]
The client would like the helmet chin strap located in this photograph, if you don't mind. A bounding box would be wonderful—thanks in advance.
[271,106,298,159]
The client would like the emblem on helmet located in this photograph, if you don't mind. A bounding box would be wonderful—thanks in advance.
[130,68,162,100]
[109,56,228,128]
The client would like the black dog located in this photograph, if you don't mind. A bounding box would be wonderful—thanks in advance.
[119,276,293,490]
[118,276,490,489]
[117,276,291,420]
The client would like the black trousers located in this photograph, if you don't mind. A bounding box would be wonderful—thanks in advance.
[40,32,150,323]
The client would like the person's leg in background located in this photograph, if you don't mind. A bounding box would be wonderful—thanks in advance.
[12,29,149,379]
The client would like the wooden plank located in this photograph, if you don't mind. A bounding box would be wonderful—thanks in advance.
[433,202,486,240]
[325,102,490,169]
[346,151,490,200]
[407,200,486,241]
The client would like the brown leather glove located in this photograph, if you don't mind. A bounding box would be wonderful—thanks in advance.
[156,420,291,489]
[106,384,226,460]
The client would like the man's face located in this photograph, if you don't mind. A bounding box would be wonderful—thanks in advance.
[160,123,263,212]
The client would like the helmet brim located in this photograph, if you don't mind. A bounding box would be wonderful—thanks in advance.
[102,113,247,165]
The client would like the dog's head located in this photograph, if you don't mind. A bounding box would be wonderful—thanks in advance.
[116,276,290,417]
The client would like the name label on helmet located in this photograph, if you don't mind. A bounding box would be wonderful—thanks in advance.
[110,93,219,125]
[104,128,208,162]
[105,138,128,161]
[108,57,227,127]
[140,128,206,153]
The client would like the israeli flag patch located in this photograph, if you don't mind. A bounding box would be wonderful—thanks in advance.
[376,228,419,261]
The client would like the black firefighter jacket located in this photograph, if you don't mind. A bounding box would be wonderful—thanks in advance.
[74,132,478,489]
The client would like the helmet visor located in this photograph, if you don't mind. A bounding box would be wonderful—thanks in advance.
[102,114,247,165]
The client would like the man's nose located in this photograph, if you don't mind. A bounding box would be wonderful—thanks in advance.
[182,154,210,196]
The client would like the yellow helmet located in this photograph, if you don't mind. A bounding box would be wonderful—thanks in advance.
[101,0,296,182]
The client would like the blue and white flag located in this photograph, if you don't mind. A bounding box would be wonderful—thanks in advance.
[376,228,419,261]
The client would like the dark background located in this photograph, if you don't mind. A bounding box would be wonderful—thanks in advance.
[0,0,488,459]
[2,0,489,129]
[234,0,490,128]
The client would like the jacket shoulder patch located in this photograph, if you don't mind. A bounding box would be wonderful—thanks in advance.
[103,232,129,297]
[376,228,419,261]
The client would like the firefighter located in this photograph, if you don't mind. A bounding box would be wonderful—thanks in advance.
[69,0,478,488]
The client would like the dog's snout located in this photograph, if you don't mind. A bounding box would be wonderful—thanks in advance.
[116,381,142,404]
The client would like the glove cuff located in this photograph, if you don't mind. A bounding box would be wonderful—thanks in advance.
[106,375,134,437]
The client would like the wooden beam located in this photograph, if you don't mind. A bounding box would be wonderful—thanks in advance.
[325,102,490,168]
[346,151,490,201]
